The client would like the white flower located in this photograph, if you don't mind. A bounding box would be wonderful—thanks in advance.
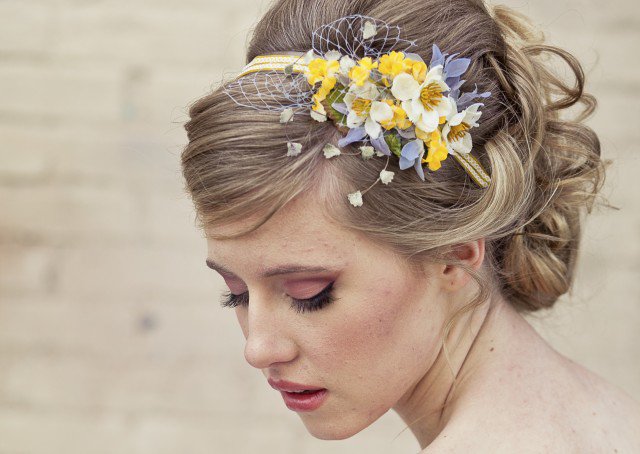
[286,142,302,156]
[343,92,393,140]
[347,190,363,207]
[348,80,380,100]
[339,55,356,75]
[380,169,394,185]
[359,145,375,159]
[391,66,452,133]
[364,101,394,139]
[323,143,341,158]
[441,100,483,154]
[325,50,342,61]
[280,108,294,123]
[302,49,319,64]
[310,108,327,122]
[362,21,376,39]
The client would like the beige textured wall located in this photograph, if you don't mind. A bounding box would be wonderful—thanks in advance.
[0,0,638,452]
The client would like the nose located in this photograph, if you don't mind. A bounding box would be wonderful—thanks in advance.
[242,292,297,370]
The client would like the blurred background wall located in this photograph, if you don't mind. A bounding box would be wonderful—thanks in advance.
[0,0,638,452]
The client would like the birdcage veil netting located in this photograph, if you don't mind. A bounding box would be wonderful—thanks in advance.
[220,14,418,113]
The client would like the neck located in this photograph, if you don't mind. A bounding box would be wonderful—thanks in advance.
[392,291,540,449]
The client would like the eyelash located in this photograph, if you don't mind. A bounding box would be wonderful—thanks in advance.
[219,281,337,314]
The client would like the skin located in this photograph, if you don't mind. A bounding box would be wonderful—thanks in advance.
[205,191,640,452]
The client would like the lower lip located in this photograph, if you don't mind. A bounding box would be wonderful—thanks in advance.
[280,389,328,411]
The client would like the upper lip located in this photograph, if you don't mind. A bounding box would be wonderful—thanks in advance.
[268,378,325,392]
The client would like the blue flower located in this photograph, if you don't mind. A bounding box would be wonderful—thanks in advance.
[338,126,367,147]
[398,138,425,181]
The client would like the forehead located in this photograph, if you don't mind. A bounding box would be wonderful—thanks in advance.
[205,193,354,264]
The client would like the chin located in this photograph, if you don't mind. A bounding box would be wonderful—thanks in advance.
[300,407,390,440]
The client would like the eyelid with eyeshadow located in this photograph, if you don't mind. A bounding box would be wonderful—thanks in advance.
[219,281,337,314]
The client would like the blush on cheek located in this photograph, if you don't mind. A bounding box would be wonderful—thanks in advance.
[333,285,406,347]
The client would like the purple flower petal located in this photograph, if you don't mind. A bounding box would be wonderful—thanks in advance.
[396,127,416,139]
[445,52,460,66]
[399,139,422,169]
[370,135,391,156]
[332,101,349,115]
[337,126,367,147]
[430,44,445,69]
[457,84,492,110]
[445,57,471,78]
[444,75,461,93]
[414,154,425,181]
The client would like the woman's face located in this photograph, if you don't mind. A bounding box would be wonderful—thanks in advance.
[205,193,451,440]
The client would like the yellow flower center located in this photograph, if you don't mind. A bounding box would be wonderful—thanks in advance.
[419,82,443,111]
[351,98,372,117]
[447,122,470,141]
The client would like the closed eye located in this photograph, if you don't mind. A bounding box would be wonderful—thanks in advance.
[219,281,337,314]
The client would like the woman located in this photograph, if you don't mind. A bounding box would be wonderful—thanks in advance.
[181,0,640,451]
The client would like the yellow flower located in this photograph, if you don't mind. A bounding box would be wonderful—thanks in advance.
[378,51,406,78]
[306,58,340,85]
[351,98,372,117]
[359,57,378,70]
[422,127,449,171]
[415,126,430,142]
[379,100,412,130]
[349,57,379,86]
[312,94,326,114]
[403,59,427,84]
[309,70,338,113]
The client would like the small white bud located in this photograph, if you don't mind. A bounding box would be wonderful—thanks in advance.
[323,143,341,158]
[286,142,302,156]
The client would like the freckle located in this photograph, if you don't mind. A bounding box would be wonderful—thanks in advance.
[592,412,596,416]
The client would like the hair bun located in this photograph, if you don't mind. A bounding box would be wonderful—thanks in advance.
[487,4,608,311]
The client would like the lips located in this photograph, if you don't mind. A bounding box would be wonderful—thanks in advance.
[267,378,329,411]
[280,388,328,411]
[267,378,325,393]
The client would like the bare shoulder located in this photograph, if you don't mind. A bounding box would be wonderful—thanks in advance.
[571,361,640,450]
[419,363,640,454]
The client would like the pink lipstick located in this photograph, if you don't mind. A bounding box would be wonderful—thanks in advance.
[280,389,328,411]
[268,378,328,412]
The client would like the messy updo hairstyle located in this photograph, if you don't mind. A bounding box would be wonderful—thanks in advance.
[181,0,607,317]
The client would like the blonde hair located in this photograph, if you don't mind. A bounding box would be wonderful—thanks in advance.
[183,0,605,305]
[181,0,608,429]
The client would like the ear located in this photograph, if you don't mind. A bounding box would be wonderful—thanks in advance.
[441,238,485,291]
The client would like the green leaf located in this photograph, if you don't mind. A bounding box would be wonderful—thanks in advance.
[385,133,402,157]
[324,86,347,124]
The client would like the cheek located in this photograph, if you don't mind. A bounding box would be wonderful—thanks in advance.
[318,279,444,381]
[324,283,427,359]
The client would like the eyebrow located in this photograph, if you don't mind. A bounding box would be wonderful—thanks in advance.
[205,258,336,278]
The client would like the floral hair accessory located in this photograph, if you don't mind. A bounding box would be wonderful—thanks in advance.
[223,14,492,207]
